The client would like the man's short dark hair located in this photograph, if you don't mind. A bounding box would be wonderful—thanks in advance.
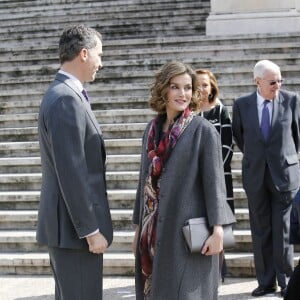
[59,24,102,64]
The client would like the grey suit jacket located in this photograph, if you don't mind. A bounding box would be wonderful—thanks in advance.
[232,89,300,193]
[36,73,113,250]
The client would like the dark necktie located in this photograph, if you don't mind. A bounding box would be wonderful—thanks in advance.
[82,89,89,102]
[261,100,270,141]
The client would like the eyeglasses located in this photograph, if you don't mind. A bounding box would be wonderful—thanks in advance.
[261,79,284,86]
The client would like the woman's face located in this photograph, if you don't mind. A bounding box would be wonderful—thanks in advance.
[197,73,211,101]
[165,73,192,117]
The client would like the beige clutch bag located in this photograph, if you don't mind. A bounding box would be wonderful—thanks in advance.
[182,217,235,253]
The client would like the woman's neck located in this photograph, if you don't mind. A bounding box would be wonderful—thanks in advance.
[163,112,180,132]
[200,98,217,112]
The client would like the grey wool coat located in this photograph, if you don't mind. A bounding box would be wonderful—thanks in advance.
[133,114,235,300]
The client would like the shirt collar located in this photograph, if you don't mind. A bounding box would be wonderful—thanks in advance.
[256,91,268,106]
[58,69,84,92]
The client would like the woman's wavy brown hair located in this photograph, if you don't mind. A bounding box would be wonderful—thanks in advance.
[149,61,200,113]
[195,69,219,103]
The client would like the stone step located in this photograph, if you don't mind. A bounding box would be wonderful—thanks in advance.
[0,189,137,210]
[9,227,297,255]
[0,169,244,192]
[0,67,299,102]
[0,67,298,107]
[0,8,208,29]
[0,191,41,210]
[0,230,134,253]
[2,36,299,69]
[104,31,300,53]
[3,40,299,69]
[0,157,41,173]
[0,9,208,32]
[1,49,300,79]
[0,171,141,191]
[0,149,243,173]
[0,229,252,254]
[0,96,147,114]
[0,123,147,141]
[0,208,249,231]
[0,250,298,277]
[0,209,135,231]
[1,25,298,52]
[0,252,135,276]
[0,154,142,173]
[0,138,143,157]
[0,13,208,42]
[0,0,135,10]
[0,71,299,99]
[0,169,244,191]
[0,0,207,22]
[0,141,40,157]
[0,109,155,128]
[0,186,248,211]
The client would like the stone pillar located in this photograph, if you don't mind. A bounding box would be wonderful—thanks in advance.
[206,0,300,36]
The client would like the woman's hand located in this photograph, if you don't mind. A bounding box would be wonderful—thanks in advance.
[201,225,223,256]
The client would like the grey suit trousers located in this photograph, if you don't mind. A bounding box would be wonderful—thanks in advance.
[49,247,103,300]
[246,165,295,288]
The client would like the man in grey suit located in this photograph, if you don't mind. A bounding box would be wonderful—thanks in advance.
[232,60,300,298]
[36,25,113,300]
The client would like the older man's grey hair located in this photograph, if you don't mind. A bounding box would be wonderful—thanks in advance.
[253,60,281,80]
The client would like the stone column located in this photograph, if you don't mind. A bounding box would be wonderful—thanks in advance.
[206,0,300,36]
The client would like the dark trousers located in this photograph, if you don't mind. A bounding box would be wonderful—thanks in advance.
[285,260,300,300]
[49,246,103,300]
[246,166,295,288]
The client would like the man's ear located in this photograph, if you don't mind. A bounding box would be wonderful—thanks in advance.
[80,48,88,62]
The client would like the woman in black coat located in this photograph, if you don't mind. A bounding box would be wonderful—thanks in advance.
[196,69,235,282]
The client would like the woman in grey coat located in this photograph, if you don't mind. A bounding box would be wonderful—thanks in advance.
[132,61,235,300]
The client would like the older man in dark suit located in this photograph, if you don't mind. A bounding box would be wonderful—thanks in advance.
[36,25,113,300]
[232,59,300,298]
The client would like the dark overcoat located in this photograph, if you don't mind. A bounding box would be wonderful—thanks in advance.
[133,115,235,300]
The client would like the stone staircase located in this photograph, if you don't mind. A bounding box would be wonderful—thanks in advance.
[0,0,299,277]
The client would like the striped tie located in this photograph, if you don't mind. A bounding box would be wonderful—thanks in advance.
[261,100,270,141]
[82,89,89,102]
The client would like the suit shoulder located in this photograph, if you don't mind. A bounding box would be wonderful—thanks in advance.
[280,89,299,99]
[234,92,256,105]
[192,115,219,135]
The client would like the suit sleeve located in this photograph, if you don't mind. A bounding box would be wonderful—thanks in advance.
[133,124,150,225]
[232,99,244,153]
[199,123,235,226]
[45,95,99,238]
[292,92,300,152]
[220,105,234,167]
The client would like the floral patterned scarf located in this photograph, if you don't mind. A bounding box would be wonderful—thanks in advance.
[139,107,194,298]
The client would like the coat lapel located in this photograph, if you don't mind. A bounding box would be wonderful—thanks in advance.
[247,93,262,139]
[267,93,282,142]
[55,73,102,136]
[270,94,281,129]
